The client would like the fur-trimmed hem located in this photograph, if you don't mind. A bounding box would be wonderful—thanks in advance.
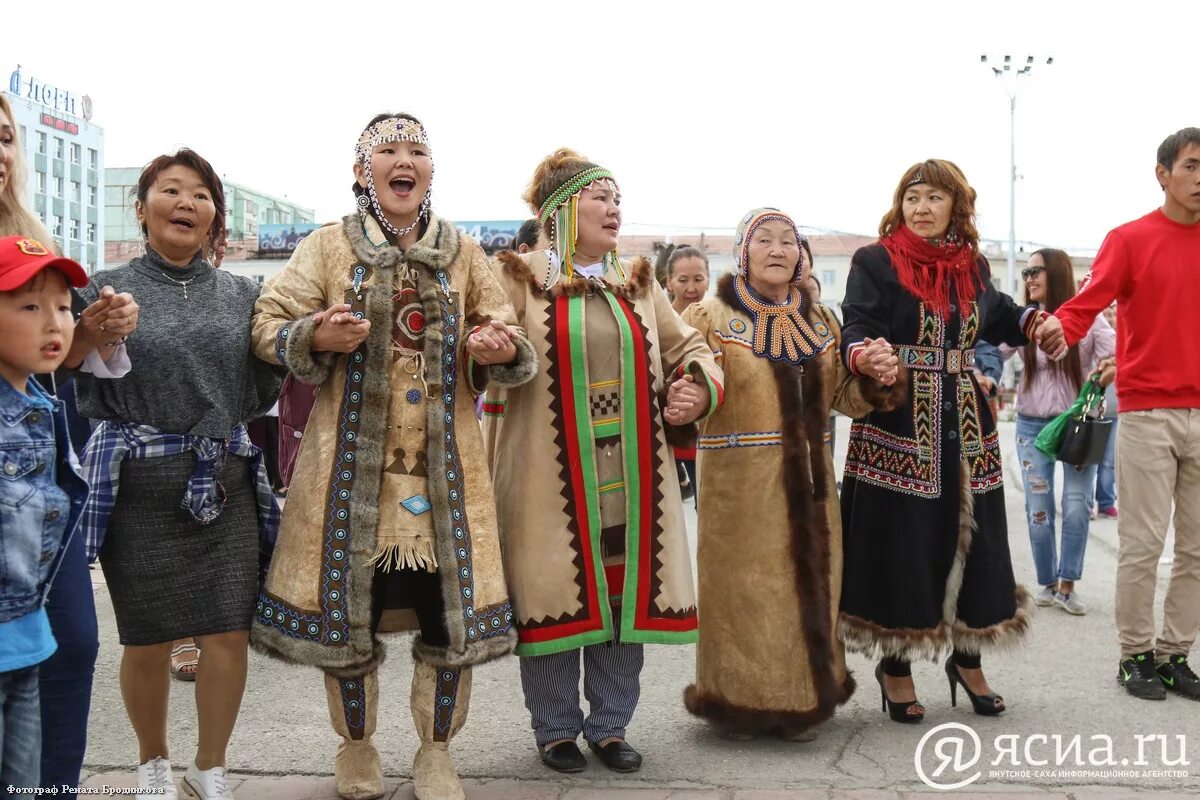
[284,315,334,386]
[250,623,388,679]
[952,584,1035,655]
[837,612,952,663]
[662,419,698,449]
[411,628,516,667]
[487,334,539,387]
[858,366,910,412]
[683,673,856,734]
[495,250,655,300]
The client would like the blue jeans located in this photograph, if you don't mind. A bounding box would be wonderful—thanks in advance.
[1015,415,1097,585]
[0,667,41,798]
[39,529,98,789]
[1093,414,1118,512]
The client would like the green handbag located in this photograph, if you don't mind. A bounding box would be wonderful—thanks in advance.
[1034,378,1106,461]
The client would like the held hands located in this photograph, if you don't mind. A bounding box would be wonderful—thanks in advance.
[664,373,710,426]
[465,320,519,365]
[79,285,139,347]
[858,337,899,386]
[1034,314,1068,361]
[311,303,371,353]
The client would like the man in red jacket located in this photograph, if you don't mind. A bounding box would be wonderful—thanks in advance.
[1038,127,1200,702]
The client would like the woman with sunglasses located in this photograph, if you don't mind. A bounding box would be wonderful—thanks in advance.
[1005,250,1114,616]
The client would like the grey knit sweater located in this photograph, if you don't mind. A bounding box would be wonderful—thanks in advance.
[75,249,284,437]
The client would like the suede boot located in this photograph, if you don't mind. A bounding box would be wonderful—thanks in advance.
[410,662,472,800]
[325,670,385,800]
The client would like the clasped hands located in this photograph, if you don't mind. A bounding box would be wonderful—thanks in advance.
[858,337,899,386]
[1032,313,1069,361]
[79,285,139,348]
[664,372,710,426]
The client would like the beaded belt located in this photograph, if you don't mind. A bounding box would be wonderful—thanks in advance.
[897,346,976,375]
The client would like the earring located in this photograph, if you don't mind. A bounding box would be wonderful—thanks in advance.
[946,224,960,244]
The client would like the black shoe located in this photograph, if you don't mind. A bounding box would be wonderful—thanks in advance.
[944,656,1005,715]
[874,662,925,723]
[587,739,642,773]
[539,740,587,773]
[1157,655,1200,700]
[1118,651,1167,700]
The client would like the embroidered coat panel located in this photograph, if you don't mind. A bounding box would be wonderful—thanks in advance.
[837,244,1036,662]
[247,214,535,675]
[483,250,722,655]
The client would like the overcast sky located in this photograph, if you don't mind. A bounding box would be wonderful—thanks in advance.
[8,0,1192,251]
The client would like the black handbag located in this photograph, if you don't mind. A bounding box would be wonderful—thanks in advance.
[1057,379,1113,467]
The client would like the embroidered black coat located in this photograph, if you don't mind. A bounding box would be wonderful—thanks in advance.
[837,244,1039,662]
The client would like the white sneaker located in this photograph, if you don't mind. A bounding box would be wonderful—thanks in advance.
[137,757,177,800]
[1055,591,1087,616]
[182,764,233,800]
[1034,585,1056,607]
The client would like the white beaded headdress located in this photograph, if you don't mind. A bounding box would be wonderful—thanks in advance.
[355,116,433,239]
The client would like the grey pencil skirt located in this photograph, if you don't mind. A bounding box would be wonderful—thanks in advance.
[100,451,260,646]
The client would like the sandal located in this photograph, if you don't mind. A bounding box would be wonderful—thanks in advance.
[170,640,200,682]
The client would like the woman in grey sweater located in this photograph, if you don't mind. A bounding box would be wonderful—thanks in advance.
[74,149,283,800]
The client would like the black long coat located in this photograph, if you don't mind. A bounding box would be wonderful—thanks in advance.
[837,244,1038,662]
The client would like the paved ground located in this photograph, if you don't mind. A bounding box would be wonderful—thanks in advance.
[80,418,1198,798]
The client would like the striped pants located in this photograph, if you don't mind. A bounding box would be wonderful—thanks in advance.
[518,638,644,747]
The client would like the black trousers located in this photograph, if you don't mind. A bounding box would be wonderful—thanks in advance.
[369,566,450,647]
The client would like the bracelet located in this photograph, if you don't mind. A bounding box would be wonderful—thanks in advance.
[102,336,128,348]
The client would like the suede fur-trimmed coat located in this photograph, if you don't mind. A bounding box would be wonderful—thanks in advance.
[680,276,877,734]
[484,250,722,656]
[838,244,1039,662]
[248,213,536,677]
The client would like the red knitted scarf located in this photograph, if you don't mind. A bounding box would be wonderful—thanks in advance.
[881,224,980,318]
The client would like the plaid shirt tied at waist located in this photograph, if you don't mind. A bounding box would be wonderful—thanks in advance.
[80,421,280,568]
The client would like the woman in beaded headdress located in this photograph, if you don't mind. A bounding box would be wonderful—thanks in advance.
[483,149,722,775]
[680,208,885,741]
[249,112,537,800]
[839,159,1044,724]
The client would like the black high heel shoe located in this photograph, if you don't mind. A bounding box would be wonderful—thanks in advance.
[945,656,1005,715]
[875,662,925,723]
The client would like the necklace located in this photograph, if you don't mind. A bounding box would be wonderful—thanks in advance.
[159,270,199,300]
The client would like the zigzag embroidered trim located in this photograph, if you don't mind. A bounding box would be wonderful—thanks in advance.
[432,668,462,742]
[339,677,367,740]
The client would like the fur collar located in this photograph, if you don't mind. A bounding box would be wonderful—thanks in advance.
[342,212,461,275]
[495,250,654,300]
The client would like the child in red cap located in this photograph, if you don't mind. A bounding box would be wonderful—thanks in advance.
[0,234,90,793]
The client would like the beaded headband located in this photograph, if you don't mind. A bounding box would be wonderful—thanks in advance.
[539,165,623,285]
[905,170,926,188]
[354,116,433,239]
[734,208,807,282]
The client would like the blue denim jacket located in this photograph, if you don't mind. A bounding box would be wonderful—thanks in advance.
[0,376,88,623]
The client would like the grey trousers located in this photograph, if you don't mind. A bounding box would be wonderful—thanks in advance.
[518,636,645,747]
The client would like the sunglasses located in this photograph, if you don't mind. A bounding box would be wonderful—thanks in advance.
[1021,266,1045,280]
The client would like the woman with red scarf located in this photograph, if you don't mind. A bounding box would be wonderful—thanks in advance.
[838,160,1044,724]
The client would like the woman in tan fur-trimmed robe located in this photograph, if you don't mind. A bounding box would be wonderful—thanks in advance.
[681,209,876,741]
[249,113,536,800]
[483,150,721,774]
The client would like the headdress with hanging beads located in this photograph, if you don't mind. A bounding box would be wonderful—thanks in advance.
[537,164,624,285]
[355,116,433,239]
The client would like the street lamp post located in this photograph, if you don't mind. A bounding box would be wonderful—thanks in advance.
[981,54,1053,295]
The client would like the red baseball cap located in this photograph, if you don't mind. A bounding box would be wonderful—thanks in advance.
[0,235,89,291]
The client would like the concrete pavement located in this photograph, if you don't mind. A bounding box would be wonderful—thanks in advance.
[79,418,1198,798]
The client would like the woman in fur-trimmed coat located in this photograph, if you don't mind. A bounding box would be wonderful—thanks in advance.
[681,209,877,741]
[250,113,536,800]
[839,160,1040,724]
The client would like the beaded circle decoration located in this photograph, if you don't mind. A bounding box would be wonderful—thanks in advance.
[355,116,433,239]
